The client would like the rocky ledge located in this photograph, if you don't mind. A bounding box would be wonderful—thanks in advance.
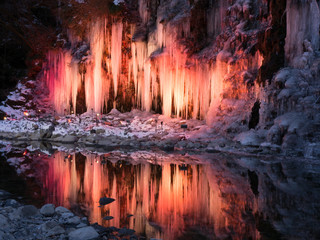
[0,190,140,240]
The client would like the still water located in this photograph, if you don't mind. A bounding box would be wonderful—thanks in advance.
[1,146,319,240]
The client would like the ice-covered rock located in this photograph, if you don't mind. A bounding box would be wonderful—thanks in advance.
[266,125,282,145]
[234,130,264,147]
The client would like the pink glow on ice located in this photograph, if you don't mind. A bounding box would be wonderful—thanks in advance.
[41,153,259,240]
[42,17,262,119]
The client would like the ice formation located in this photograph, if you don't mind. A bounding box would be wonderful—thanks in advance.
[285,0,320,66]
[41,0,262,122]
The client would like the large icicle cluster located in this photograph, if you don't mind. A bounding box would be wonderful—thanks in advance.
[42,0,263,123]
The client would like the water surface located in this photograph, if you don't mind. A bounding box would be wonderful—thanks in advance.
[0,146,319,239]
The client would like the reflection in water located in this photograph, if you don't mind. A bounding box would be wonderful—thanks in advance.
[40,152,259,240]
[2,147,320,239]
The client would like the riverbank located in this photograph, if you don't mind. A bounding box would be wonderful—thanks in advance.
[0,190,139,240]
[0,109,295,158]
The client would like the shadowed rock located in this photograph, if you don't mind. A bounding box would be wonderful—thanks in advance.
[68,226,99,240]
[40,204,55,217]
[21,205,38,218]
[99,197,115,206]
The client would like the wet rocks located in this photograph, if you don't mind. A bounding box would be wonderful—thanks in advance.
[21,205,38,218]
[118,227,135,237]
[68,226,99,240]
[0,189,143,240]
[0,198,99,240]
[55,206,70,215]
[40,203,55,217]
[66,216,81,225]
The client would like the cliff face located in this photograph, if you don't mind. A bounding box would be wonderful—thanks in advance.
[0,0,57,101]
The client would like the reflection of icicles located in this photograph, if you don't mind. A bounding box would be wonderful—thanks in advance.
[39,152,260,240]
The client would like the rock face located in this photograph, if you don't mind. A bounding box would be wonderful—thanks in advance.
[0,0,57,101]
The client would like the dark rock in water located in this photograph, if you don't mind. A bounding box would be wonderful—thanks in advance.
[103,216,114,220]
[91,223,113,234]
[99,197,115,206]
[40,204,55,217]
[21,205,38,218]
[68,226,99,240]
[118,227,135,237]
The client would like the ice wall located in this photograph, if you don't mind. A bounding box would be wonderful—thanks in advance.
[285,0,320,66]
[42,0,262,120]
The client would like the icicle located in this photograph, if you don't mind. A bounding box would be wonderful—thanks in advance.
[88,20,105,113]
[285,0,320,65]
[43,50,81,115]
[111,21,123,98]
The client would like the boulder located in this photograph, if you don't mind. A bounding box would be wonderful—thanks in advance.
[40,204,55,217]
[66,216,81,225]
[234,130,263,147]
[20,205,38,218]
[68,226,99,240]
[55,206,70,215]
[41,220,59,232]
[267,125,282,145]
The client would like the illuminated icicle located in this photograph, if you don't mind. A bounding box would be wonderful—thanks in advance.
[111,21,123,98]
[85,20,106,113]
[44,50,80,115]
[43,3,265,121]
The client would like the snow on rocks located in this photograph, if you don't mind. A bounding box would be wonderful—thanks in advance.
[0,108,211,152]
[234,130,264,147]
